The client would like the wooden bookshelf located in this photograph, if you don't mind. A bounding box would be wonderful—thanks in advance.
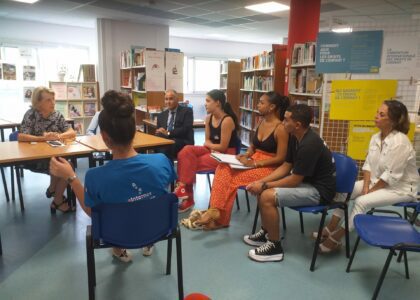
[120,48,184,131]
[288,41,323,131]
[239,44,287,146]
[49,81,100,135]
[220,61,241,118]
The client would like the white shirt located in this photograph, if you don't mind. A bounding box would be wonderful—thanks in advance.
[86,111,101,136]
[362,130,419,197]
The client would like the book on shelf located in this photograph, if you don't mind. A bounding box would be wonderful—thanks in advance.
[23,65,36,81]
[82,83,97,99]
[77,64,96,82]
[148,106,162,113]
[164,48,181,53]
[241,57,253,71]
[83,102,96,117]
[241,93,253,109]
[210,153,253,170]
[254,76,273,91]
[135,72,145,90]
[2,63,16,80]
[306,69,322,93]
[221,61,228,73]
[50,82,67,99]
[55,102,67,116]
[292,42,316,65]
[68,103,83,118]
[220,76,227,89]
[240,111,253,128]
[253,51,273,69]
[132,46,145,66]
[67,83,81,99]
[243,75,254,90]
[73,120,84,135]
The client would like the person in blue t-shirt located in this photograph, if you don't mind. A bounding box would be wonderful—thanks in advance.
[49,90,176,263]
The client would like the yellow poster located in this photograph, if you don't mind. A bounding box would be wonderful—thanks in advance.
[330,80,397,120]
[347,121,416,160]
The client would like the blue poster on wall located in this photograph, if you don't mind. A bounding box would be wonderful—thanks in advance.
[316,31,383,73]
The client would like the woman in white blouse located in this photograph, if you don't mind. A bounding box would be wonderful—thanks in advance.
[318,100,419,253]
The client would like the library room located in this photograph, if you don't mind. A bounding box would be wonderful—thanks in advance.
[0,0,419,299]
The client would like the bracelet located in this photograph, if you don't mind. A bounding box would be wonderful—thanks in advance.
[253,160,258,168]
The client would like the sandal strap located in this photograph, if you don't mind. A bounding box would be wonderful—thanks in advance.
[51,196,68,210]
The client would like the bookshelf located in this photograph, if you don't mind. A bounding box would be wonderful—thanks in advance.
[120,47,184,131]
[288,42,323,130]
[49,81,100,135]
[220,61,241,118]
[239,45,288,147]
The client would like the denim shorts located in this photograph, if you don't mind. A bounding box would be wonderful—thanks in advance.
[274,183,320,207]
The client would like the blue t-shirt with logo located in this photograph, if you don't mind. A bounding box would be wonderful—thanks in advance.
[84,153,176,207]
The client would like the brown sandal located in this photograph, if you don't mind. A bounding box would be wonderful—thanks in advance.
[50,196,71,214]
[194,208,221,226]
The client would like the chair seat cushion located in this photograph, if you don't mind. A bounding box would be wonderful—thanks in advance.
[354,214,420,251]
[290,202,344,214]
[393,201,419,208]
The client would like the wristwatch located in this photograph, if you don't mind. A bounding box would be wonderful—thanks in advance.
[261,182,268,191]
[66,175,77,184]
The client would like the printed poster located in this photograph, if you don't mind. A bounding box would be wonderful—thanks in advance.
[3,63,16,80]
[330,80,397,120]
[145,50,165,91]
[165,51,183,93]
[348,121,416,160]
[23,65,36,81]
[380,35,420,79]
[23,87,35,102]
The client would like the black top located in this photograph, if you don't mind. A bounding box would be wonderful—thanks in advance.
[286,129,336,204]
[252,123,280,154]
[209,114,238,148]
[156,105,194,145]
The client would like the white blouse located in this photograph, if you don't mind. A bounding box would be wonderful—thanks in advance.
[362,130,419,198]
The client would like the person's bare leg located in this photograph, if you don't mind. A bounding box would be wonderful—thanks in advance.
[48,175,59,195]
[260,189,280,241]
[51,176,69,211]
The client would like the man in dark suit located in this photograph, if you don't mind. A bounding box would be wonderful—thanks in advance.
[156,89,194,160]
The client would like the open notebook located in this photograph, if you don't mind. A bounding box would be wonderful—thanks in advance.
[210,153,253,170]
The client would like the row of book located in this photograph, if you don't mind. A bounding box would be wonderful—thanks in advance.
[292,42,316,65]
[294,99,320,125]
[243,75,273,91]
[240,111,253,129]
[50,82,97,100]
[289,68,322,94]
[241,51,274,71]
[134,72,146,91]
[240,130,251,146]
[240,93,253,109]
[120,47,181,68]
[55,102,97,118]
[220,61,228,74]
[220,76,227,89]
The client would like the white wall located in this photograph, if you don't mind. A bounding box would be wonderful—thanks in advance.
[97,19,169,92]
[0,18,97,61]
[170,36,272,59]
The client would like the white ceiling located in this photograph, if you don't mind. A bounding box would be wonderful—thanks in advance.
[0,0,419,44]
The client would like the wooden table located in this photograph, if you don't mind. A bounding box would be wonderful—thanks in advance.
[0,141,93,211]
[77,131,174,167]
[143,119,205,134]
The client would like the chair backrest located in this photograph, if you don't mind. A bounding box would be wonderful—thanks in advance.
[91,193,178,249]
[332,152,358,194]
[235,136,242,155]
[9,131,19,141]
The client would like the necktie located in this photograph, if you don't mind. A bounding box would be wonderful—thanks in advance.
[168,111,175,131]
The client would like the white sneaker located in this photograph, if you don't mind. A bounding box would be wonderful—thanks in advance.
[111,248,132,263]
[142,245,154,256]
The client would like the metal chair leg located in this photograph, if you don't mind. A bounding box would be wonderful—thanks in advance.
[344,205,350,258]
[281,207,286,231]
[346,236,361,272]
[206,174,212,192]
[175,227,184,300]
[235,194,240,210]
[166,237,172,275]
[252,205,260,234]
[310,212,327,272]
[11,166,15,201]
[372,250,394,300]
[86,226,96,300]
[403,251,409,279]
[245,190,250,213]
[15,167,24,212]
[299,212,304,234]
[0,232,3,255]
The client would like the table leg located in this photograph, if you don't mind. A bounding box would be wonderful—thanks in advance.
[15,167,24,212]
[1,129,4,142]
[1,167,10,202]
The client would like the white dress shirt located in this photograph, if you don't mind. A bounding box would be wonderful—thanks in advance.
[362,130,419,197]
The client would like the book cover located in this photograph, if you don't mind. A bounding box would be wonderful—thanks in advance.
[68,102,83,118]
[55,101,67,117]
[50,82,67,99]
[0,64,2,79]
[210,153,253,170]
[67,83,82,99]
[73,120,84,135]
[3,63,16,80]
[23,65,36,81]
[82,83,97,99]
[83,102,96,117]
[23,87,34,102]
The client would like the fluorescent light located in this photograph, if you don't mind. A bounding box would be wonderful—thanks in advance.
[332,27,353,33]
[207,33,227,38]
[12,0,39,3]
[245,1,289,14]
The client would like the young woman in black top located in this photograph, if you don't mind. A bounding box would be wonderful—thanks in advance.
[175,89,239,213]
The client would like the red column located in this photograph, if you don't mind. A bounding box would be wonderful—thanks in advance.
[285,0,321,94]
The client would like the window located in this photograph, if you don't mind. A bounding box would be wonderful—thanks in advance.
[0,44,89,122]
[183,57,221,93]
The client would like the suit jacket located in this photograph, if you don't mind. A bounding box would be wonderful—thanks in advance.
[156,105,194,145]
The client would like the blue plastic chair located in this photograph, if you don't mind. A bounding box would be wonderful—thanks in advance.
[0,231,2,255]
[252,152,358,271]
[86,193,183,300]
[346,203,420,300]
